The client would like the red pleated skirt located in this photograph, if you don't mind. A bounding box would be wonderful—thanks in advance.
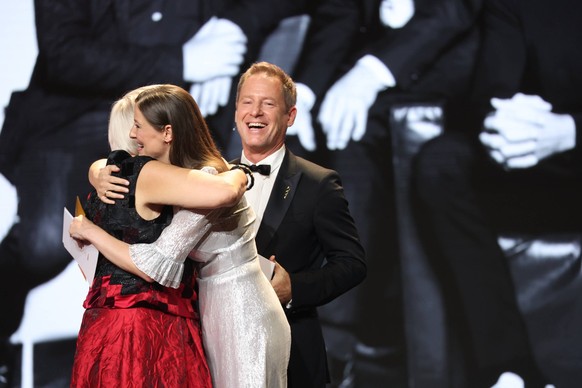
[71,307,212,387]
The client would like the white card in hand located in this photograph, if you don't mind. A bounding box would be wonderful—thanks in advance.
[258,255,275,280]
[62,208,99,285]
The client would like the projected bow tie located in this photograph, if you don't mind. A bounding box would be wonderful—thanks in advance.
[247,164,271,176]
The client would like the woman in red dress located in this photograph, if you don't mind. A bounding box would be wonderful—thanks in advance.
[70,85,248,387]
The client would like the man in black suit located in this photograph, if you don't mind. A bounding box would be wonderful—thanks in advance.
[288,0,482,381]
[234,61,367,387]
[414,0,582,386]
[0,1,309,385]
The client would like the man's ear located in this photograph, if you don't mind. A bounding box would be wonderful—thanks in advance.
[287,106,297,127]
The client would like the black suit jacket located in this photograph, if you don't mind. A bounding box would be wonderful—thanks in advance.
[470,0,582,146]
[0,0,199,175]
[294,0,482,100]
[252,149,366,387]
[0,0,309,176]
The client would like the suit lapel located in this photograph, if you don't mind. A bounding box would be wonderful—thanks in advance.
[256,150,301,253]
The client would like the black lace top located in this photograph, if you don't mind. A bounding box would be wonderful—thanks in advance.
[82,150,198,318]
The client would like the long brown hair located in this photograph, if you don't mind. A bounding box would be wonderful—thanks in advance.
[135,84,226,172]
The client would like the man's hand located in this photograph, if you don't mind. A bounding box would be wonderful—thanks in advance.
[287,83,316,151]
[182,17,247,83]
[269,256,292,305]
[190,76,232,116]
[317,62,386,150]
[480,93,576,169]
[94,165,129,204]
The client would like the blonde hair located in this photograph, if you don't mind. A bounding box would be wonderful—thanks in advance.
[108,85,161,153]
[236,61,297,110]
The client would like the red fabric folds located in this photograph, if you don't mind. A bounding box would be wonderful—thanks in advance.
[71,307,212,388]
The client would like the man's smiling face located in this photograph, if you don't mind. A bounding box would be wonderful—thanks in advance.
[235,73,296,160]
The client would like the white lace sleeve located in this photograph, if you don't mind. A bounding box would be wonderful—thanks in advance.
[129,166,218,288]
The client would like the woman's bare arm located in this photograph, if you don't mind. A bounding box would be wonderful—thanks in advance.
[88,158,247,208]
[137,161,247,209]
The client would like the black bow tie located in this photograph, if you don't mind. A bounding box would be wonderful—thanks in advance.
[247,163,271,176]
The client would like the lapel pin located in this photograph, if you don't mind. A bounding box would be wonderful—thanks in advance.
[283,186,290,199]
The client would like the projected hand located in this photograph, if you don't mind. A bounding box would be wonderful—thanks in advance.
[480,93,575,169]
[190,76,232,116]
[287,83,316,151]
[182,17,247,83]
[318,63,385,150]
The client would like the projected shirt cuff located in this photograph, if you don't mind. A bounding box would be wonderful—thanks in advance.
[358,55,396,88]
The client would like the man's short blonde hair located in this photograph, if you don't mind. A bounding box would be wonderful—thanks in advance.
[236,61,297,110]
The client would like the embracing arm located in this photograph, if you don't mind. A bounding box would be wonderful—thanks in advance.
[90,158,249,208]
[70,208,214,287]
[130,209,213,288]
[69,215,154,282]
[137,161,247,209]
[88,159,107,186]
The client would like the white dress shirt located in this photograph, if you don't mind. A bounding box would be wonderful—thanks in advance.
[241,146,286,233]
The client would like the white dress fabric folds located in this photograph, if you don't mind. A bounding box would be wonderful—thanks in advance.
[131,195,290,388]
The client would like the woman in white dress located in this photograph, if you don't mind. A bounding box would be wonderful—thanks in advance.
[132,187,291,388]
[71,84,290,388]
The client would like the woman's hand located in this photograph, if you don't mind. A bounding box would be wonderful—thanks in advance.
[95,165,129,204]
[69,215,96,247]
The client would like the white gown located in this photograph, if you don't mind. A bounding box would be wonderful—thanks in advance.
[130,197,291,388]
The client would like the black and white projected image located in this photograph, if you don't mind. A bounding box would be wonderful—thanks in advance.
[1,1,581,387]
